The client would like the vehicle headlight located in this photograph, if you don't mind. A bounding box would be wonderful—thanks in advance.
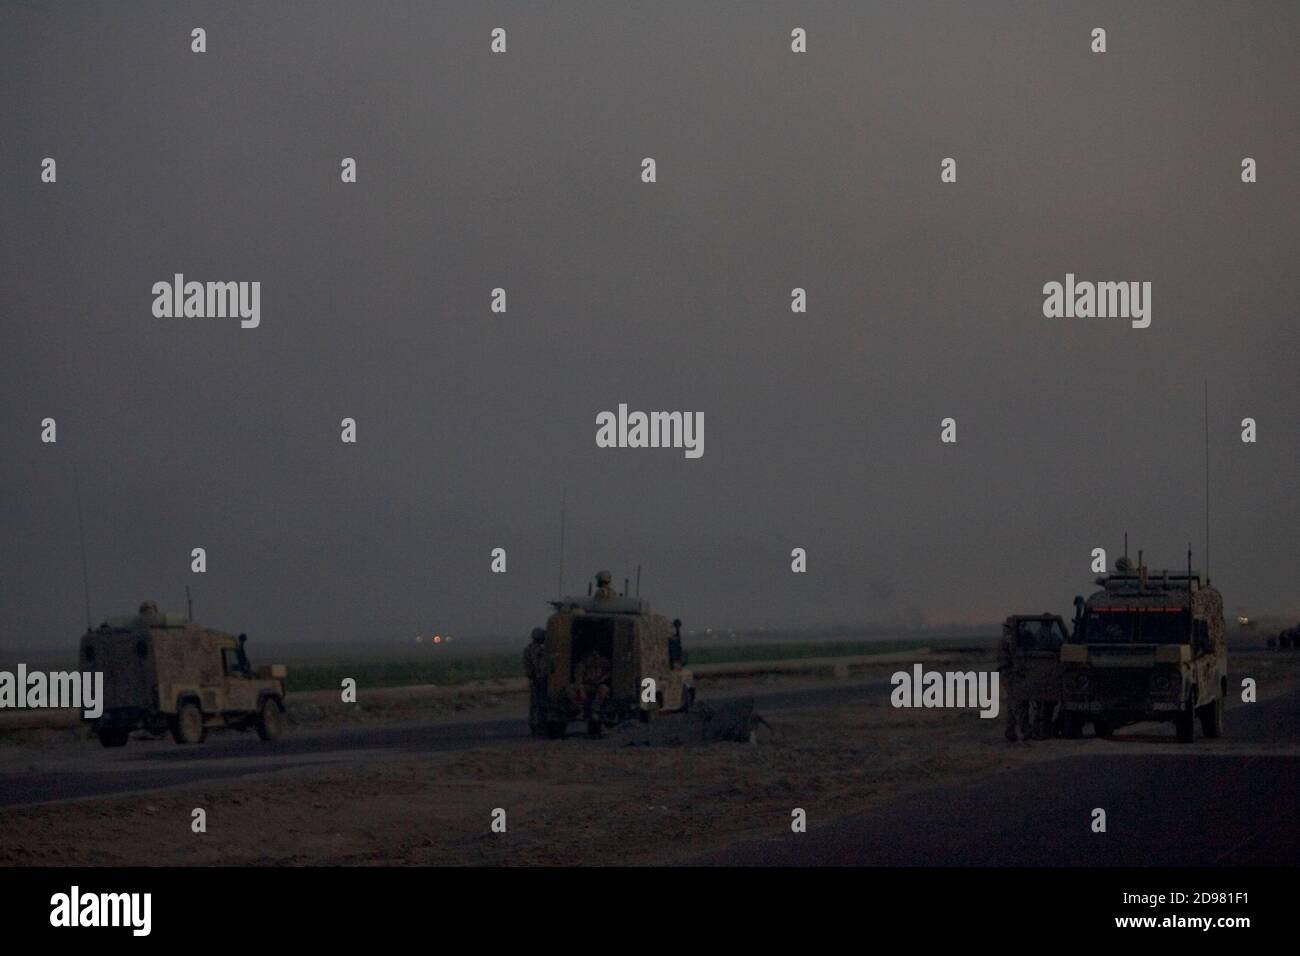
[1151,672,1173,693]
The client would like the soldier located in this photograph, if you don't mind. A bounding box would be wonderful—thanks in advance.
[1033,620,1062,738]
[235,633,252,675]
[997,623,1031,742]
[567,648,612,737]
[523,627,549,737]
[593,570,618,601]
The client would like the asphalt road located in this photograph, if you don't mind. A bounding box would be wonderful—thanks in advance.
[699,686,1300,865]
[7,676,1298,868]
[0,678,891,808]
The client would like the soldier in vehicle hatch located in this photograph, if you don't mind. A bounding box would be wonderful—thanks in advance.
[593,570,618,601]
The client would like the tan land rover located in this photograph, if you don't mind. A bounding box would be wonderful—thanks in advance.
[79,601,287,747]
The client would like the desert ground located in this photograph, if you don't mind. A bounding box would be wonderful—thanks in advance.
[1,646,1296,866]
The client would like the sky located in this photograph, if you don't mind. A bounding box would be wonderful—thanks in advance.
[2,1,1297,652]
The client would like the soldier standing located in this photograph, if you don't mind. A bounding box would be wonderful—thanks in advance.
[997,622,1031,742]
[523,627,549,737]
[567,648,612,737]
[1032,621,1062,739]
[593,570,618,601]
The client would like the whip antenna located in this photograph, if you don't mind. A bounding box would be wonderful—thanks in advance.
[73,462,92,631]
[557,487,567,598]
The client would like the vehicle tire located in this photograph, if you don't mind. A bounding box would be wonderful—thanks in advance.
[545,721,567,740]
[254,696,284,741]
[1061,713,1084,739]
[98,728,129,748]
[587,719,602,739]
[1198,697,1224,738]
[1093,719,1112,738]
[1175,702,1195,743]
[169,701,206,745]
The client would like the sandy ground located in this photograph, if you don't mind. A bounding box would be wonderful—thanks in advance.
[2,649,1295,866]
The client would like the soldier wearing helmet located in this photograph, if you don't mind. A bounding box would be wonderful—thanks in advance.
[523,627,549,737]
[593,570,619,601]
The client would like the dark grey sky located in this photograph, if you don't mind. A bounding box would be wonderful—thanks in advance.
[2,2,1297,651]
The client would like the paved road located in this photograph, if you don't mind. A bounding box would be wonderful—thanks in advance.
[0,678,891,808]
[699,686,1300,865]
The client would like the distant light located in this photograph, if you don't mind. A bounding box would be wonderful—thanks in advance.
[415,635,423,643]
[433,634,442,644]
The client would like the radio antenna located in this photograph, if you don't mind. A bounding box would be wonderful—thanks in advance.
[1203,381,1210,586]
[72,462,92,631]
[557,487,567,599]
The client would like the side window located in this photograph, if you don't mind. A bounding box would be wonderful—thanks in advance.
[222,648,242,675]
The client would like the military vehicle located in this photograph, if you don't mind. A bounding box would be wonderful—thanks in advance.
[1001,613,1068,737]
[79,601,287,747]
[535,589,694,739]
[1059,559,1225,742]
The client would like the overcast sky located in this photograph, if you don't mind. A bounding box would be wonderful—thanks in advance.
[2,2,1296,652]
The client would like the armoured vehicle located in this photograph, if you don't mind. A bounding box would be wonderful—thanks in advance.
[1001,613,1068,732]
[79,601,287,747]
[1059,562,1225,742]
[536,592,694,739]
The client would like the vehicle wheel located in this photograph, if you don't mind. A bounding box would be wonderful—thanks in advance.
[1093,719,1112,738]
[587,719,602,739]
[1198,697,1223,738]
[255,697,284,741]
[169,701,206,745]
[1175,702,1195,743]
[1061,713,1084,739]
[545,721,567,740]
[98,729,129,748]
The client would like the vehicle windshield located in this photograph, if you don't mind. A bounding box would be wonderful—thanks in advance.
[1015,619,1066,650]
[1082,610,1190,644]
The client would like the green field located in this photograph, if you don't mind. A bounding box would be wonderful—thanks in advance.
[283,638,940,693]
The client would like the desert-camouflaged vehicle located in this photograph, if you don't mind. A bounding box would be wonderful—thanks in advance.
[537,592,694,739]
[1059,562,1225,742]
[79,601,287,747]
[1002,613,1068,735]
